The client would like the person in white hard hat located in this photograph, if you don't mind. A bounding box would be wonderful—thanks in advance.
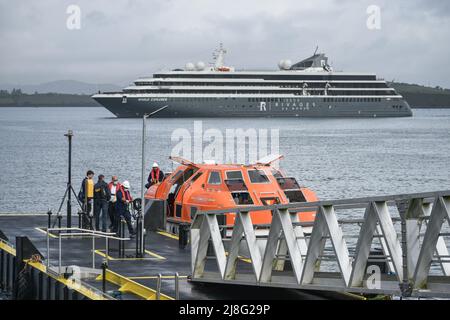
[145,162,164,188]
[116,180,135,236]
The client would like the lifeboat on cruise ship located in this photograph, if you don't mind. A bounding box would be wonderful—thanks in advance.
[216,66,231,72]
[144,154,318,235]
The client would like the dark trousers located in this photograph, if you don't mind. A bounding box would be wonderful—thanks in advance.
[115,206,134,234]
[94,200,108,231]
[84,198,93,216]
[108,202,117,230]
[83,198,94,229]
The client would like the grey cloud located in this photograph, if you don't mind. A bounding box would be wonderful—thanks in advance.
[0,0,449,87]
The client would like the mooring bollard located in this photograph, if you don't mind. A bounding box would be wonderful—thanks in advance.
[175,272,180,300]
[47,210,52,229]
[179,223,189,249]
[57,215,62,229]
[156,273,162,300]
[143,229,146,253]
[101,261,108,293]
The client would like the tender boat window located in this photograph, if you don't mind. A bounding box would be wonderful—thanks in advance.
[170,170,184,182]
[276,177,300,189]
[190,171,203,183]
[208,171,222,185]
[248,169,270,183]
[226,170,243,180]
[271,168,283,178]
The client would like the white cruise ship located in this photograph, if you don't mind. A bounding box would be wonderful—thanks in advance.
[92,44,412,118]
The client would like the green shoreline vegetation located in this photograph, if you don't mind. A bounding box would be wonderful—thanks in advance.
[0,89,98,107]
[1,82,450,108]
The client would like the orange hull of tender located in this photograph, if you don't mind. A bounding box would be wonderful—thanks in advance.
[145,157,318,226]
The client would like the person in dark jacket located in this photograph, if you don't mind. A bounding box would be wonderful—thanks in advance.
[94,174,111,232]
[116,180,135,236]
[145,162,164,188]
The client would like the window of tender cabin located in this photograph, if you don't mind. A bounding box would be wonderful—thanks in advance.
[190,171,203,183]
[276,177,307,203]
[208,171,222,185]
[248,169,270,183]
[226,170,243,180]
[270,168,283,178]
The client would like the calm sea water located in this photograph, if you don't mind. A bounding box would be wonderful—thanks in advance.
[0,107,449,213]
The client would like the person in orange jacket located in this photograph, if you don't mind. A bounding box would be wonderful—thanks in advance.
[145,162,164,188]
[116,180,135,236]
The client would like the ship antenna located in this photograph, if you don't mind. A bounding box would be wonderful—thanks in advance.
[314,45,318,56]
[213,43,226,69]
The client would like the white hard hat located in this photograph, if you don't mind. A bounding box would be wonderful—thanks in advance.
[122,180,130,189]
[152,162,159,168]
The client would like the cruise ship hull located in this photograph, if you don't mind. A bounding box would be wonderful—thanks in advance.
[93,95,413,118]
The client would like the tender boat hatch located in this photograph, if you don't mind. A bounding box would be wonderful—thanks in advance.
[225,179,254,205]
[225,170,254,205]
[168,167,197,217]
[276,177,307,202]
[260,197,281,205]
[254,154,284,166]
[169,156,199,168]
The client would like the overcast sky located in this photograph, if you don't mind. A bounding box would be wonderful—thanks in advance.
[1,0,449,87]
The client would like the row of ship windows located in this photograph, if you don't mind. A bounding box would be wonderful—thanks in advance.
[126,89,395,96]
[154,74,377,81]
[323,97,383,103]
[144,97,397,103]
[135,82,388,89]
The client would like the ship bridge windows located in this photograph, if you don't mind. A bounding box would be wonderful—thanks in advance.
[248,169,270,184]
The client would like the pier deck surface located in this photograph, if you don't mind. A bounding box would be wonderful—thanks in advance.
[0,214,344,300]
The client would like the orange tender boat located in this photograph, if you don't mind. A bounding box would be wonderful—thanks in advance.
[144,154,318,235]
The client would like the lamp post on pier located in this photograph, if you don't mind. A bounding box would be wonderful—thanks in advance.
[139,105,168,257]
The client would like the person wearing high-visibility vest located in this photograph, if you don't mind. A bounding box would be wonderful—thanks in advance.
[145,162,164,188]
[78,170,95,222]
[116,180,135,236]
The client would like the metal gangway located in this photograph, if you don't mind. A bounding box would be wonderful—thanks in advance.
[190,190,450,298]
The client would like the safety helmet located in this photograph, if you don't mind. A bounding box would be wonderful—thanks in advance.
[122,180,130,189]
[152,162,159,168]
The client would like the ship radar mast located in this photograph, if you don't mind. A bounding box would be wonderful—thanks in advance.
[211,43,234,72]
[212,43,226,68]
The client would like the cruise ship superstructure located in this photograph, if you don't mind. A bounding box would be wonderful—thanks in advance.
[92,45,412,118]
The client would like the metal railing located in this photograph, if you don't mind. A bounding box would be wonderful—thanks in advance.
[46,227,129,274]
[190,190,450,298]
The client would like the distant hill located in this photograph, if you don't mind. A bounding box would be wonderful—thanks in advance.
[0,89,97,107]
[1,80,450,108]
[389,82,450,108]
[0,80,122,95]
